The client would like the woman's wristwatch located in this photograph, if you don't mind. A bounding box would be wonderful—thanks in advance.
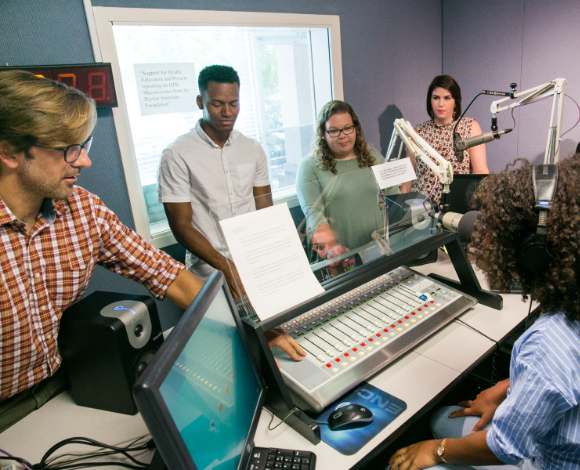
[437,438,449,464]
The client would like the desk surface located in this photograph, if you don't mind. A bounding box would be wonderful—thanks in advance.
[0,253,530,470]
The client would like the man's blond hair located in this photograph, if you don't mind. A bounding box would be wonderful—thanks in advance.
[0,70,97,155]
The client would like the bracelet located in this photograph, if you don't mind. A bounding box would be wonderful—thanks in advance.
[437,438,449,464]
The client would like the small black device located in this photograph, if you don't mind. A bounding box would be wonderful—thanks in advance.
[327,404,374,430]
[133,271,316,470]
[58,291,163,415]
[447,174,488,215]
[517,164,558,272]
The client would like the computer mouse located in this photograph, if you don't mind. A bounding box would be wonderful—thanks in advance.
[327,403,374,430]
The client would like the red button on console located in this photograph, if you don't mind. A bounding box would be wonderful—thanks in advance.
[344,353,350,357]
[353,348,358,352]
[326,364,332,368]
[368,338,374,342]
[398,320,403,324]
[360,342,366,347]
[335,358,341,362]
[376,333,381,337]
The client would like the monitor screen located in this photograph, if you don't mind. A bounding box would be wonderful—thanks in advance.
[134,272,265,470]
[448,174,488,214]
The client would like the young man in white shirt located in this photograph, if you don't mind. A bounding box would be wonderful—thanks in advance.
[158,65,304,361]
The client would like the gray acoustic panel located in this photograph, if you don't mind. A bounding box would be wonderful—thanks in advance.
[442,0,580,170]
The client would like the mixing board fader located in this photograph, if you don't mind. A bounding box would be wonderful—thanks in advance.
[273,266,476,412]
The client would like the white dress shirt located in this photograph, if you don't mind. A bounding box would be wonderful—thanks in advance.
[158,119,269,279]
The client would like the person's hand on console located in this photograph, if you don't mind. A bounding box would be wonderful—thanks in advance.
[221,258,246,299]
[265,328,307,362]
[326,244,350,277]
[449,378,510,433]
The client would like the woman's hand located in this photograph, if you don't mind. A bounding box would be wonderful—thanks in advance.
[388,440,440,470]
[449,378,510,432]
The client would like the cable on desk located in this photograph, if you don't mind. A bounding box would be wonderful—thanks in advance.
[454,318,499,346]
[264,407,301,431]
[40,437,151,470]
[0,449,33,470]
[1,436,153,470]
[43,435,151,469]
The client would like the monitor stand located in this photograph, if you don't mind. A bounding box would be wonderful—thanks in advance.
[147,450,167,470]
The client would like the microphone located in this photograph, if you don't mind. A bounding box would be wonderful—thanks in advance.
[482,90,511,97]
[433,211,479,243]
[454,129,512,152]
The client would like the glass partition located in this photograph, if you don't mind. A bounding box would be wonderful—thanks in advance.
[203,168,437,314]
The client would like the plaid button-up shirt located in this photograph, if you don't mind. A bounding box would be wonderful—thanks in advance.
[0,187,184,401]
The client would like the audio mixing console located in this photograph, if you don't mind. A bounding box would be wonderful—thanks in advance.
[272,266,476,412]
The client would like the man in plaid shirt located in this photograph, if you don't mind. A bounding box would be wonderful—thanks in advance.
[0,70,304,433]
[0,70,210,432]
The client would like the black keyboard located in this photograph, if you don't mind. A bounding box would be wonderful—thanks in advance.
[250,447,316,470]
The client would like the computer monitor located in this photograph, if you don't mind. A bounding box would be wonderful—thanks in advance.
[448,174,488,214]
[133,271,266,470]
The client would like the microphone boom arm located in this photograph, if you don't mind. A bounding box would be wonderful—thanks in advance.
[386,118,453,209]
[490,78,567,163]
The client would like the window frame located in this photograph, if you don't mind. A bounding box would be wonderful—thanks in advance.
[91,6,343,249]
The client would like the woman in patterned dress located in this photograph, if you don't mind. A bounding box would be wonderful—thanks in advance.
[401,75,489,204]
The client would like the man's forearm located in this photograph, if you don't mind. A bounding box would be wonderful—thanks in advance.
[165,269,204,309]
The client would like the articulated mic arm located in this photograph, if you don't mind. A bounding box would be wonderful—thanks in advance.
[490,78,567,163]
[386,118,453,210]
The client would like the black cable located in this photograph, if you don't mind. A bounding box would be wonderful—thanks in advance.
[265,407,301,431]
[455,318,499,345]
[48,462,148,470]
[524,299,534,331]
[452,91,484,163]
[39,437,150,470]
[45,437,151,467]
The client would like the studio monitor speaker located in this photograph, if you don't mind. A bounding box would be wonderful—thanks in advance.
[59,291,164,415]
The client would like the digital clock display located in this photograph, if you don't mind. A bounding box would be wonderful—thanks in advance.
[0,63,118,108]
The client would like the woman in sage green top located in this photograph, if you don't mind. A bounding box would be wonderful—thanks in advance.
[296,100,399,260]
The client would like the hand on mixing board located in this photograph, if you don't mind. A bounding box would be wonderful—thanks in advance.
[326,244,350,277]
[450,378,510,432]
[265,328,307,362]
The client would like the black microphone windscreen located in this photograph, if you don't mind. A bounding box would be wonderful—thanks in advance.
[457,211,479,243]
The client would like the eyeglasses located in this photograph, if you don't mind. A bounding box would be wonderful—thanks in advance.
[326,125,355,138]
[32,136,93,163]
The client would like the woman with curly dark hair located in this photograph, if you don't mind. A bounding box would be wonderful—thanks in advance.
[296,100,399,260]
[388,156,580,470]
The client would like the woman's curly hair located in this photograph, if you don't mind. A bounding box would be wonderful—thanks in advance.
[313,100,375,174]
[469,155,580,321]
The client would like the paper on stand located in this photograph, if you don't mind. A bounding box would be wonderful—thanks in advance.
[219,203,324,321]
[372,159,416,189]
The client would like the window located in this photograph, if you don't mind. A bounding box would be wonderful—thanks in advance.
[92,7,343,248]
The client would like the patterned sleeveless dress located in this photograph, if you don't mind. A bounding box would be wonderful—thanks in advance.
[410,118,473,204]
